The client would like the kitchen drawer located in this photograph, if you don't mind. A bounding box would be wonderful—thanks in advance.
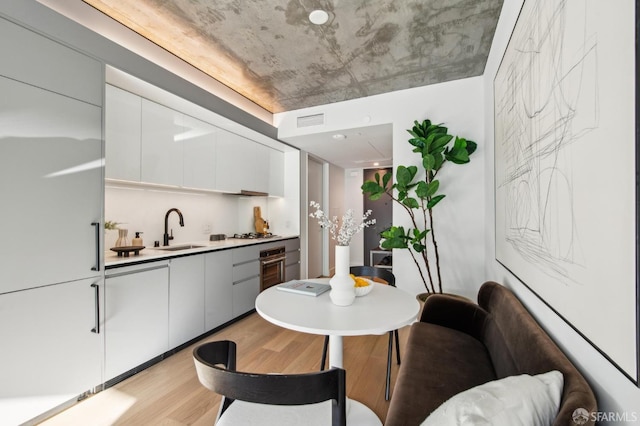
[285,248,300,266]
[232,260,259,283]
[232,245,261,265]
[284,237,300,252]
[232,276,259,317]
[285,263,300,281]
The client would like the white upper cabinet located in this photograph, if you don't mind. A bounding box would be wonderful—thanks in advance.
[0,18,102,106]
[105,85,141,181]
[215,129,252,193]
[269,148,285,197]
[252,142,270,194]
[0,75,102,294]
[141,99,184,186]
[103,84,287,195]
[216,128,276,194]
[182,114,217,190]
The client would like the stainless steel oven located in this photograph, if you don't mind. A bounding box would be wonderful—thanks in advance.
[260,246,286,291]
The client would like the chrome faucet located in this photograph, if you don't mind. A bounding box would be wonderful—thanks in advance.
[163,208,184,246]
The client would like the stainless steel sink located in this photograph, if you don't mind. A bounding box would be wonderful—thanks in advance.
[156,244,206,251]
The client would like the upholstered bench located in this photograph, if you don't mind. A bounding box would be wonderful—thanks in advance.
[385,281,597,426]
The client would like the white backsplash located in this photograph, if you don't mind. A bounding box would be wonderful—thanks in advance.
[105,184,272,249]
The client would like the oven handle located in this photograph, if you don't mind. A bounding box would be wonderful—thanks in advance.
[261,256,286,265]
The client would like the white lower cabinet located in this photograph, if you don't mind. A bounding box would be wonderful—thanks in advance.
[285,238,301,281]
[232,246,261,317]
[205,250,233,330]
[0,279,102,426]
[105,263,169,382]
[169,256,205,348]
[232,276,260,318]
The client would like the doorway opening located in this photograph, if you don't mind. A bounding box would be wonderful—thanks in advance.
[363,168,392,267]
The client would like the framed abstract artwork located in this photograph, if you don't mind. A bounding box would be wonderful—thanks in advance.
[494,0,638,383]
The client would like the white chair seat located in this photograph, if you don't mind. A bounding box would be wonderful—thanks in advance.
[217,398,382,426]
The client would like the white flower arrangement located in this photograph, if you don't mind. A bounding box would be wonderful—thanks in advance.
[309,201,376,246]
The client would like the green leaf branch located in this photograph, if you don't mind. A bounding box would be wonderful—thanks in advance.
[361,119,477,293]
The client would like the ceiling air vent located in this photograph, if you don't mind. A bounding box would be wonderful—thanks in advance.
[297,113,324,128]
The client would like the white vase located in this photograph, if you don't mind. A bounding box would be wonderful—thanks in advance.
[329,245,356,306]
[115,229,129,247]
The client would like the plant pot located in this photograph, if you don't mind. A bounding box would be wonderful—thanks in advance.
[329,245,355,306]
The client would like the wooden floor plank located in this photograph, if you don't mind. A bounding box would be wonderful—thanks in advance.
[41,313,408,425]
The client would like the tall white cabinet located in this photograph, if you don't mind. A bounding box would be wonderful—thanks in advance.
[0,76,103,293]
[0,17,104,425]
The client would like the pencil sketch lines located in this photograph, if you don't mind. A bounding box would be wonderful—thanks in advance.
[495,0,598,283]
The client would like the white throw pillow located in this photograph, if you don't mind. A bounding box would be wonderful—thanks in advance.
[421,370,564,426]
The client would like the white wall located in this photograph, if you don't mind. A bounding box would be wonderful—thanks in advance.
[483,0,640,423]
[104,183,296,249]
[345,169,365,266]
[276,77,485,298]
[327,162,345,275]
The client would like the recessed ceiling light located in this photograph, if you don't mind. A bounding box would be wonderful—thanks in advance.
[332,133,346,140]
[309,10,329,25]
[373,162,379,166]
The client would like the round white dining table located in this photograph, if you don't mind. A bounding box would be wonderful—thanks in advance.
[255,279,420,369]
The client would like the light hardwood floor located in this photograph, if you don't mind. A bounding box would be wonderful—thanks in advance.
[41,312,410,425]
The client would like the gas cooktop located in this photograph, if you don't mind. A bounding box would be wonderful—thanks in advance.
[231,233,278,239]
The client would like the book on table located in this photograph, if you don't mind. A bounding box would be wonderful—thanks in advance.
[277,280,331,297]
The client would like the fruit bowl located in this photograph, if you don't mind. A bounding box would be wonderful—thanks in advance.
[354,278,373,297]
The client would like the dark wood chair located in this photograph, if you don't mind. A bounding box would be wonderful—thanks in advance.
[193,340,347,426]
[320,265,400,400]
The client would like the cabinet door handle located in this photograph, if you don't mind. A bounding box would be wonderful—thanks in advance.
[91,283,100,334]
[91,222,100,271]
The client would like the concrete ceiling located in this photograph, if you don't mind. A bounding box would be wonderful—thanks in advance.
[47,0,503,169]
[82,0,504,114]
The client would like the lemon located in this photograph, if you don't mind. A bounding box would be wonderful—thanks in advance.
[354,277,370,287]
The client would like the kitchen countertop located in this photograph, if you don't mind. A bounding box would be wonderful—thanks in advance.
[105,234,299,268]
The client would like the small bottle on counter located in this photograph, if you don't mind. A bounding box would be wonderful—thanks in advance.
[132,232,143,246]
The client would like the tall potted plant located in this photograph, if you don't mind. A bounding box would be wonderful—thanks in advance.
[361,119,476,294]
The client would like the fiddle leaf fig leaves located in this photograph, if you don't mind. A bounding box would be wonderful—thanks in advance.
[396,165,417,187]
[382,172,391,189]
[423,154,436,171]
[361,180,384,200]
[402,197,419,209]
[380,226,409,249]
[427,194,446,209]
[361,118,477,293]
[445,137,475,164]
[361,171,393,201]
